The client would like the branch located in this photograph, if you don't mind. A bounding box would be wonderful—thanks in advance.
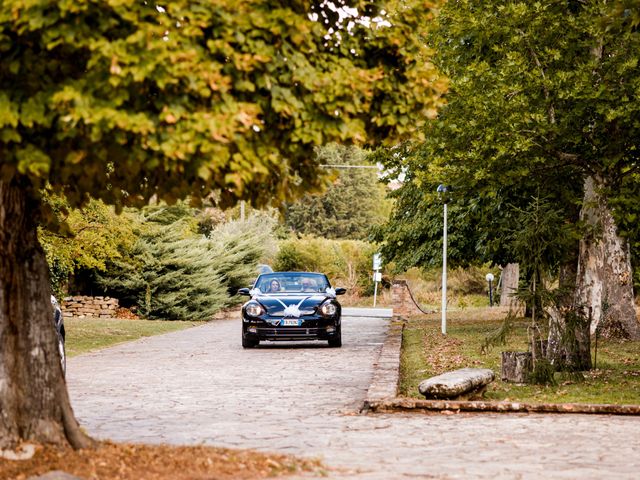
[517,29,556,125]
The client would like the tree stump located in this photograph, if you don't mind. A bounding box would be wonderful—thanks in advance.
[499,263,519,307]
[501,351,532,383]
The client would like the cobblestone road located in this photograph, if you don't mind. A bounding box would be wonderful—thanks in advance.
[67,316,640,479]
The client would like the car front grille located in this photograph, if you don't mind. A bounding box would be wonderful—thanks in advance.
[255,327,321,339]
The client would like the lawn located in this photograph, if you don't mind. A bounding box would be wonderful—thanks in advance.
[65,317,199,357]
[400,308,640,405]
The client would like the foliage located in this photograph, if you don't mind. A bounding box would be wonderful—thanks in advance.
[38,195,140,297]
[413,265,495,296]
[273,235,377,293]
[376,0,640,273]
[98,209,276,320]
[284,144,391,239]
[1,0,445,212]
[481,313,516,355]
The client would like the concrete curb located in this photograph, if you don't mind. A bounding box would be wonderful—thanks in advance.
[363,319,404,408]
[362,316,640,416]
[366,397,640,416]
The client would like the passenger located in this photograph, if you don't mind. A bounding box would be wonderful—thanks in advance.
[268,279,281,293]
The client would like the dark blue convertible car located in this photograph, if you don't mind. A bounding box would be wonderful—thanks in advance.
[238,272,346,348]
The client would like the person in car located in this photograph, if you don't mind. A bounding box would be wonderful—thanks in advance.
[267,279,281,293]
[301,278,317,292]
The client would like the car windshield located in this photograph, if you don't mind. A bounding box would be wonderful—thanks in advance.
[254,272,330,294]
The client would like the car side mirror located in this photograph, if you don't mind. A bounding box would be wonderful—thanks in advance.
[335,287,346,295]
[237,288,251,296]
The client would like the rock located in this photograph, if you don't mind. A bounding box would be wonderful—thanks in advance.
[418,368,495,400]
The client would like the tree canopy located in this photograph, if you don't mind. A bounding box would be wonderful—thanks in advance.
[284,143,391,239]
[1,0,445,211]
[378,0,640,271]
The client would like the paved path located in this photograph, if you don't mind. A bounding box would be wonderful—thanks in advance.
[67,316,640,479]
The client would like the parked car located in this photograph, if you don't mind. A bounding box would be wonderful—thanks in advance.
[51,295,66,376]
[238,272,346,348]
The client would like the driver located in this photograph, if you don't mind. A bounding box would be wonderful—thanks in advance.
[301,278,316,292]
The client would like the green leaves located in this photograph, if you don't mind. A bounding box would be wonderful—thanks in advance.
[284,144,390,240]
[1,0,445,209]
[377,0,640,274]
[95,207,277,320]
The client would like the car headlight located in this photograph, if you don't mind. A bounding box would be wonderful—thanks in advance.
[245,302,264,317]
[320,301,337,317]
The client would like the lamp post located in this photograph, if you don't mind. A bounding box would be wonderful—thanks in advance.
[437,184,448,335]
[486,272,495,307]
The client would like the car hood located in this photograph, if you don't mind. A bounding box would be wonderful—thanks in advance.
[254,293,332,317]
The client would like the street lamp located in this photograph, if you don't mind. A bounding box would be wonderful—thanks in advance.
[486,273,495,307]
[437,184,448,335]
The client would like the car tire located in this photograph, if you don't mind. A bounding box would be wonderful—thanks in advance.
[328,328,342,348]
[57,332,66,376]
[242,333,258,349]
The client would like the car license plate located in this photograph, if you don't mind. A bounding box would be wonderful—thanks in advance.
[282,319,300,326]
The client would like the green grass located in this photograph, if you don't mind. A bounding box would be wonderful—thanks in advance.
[65,317,199,357]
[400,308,640,405]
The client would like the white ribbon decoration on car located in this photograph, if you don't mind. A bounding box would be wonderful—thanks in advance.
[272,296,312,318]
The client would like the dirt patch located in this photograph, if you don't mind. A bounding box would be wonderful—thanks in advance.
[1,441,323,480]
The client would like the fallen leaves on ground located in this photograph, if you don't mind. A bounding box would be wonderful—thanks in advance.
[422,331,469,374]
[0,441,324,480]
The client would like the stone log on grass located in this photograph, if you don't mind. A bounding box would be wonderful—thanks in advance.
[418,368,495,400]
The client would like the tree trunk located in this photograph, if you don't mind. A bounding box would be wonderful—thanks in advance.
[575,175,640,340]
[547,255,592,371]
[499,263,519,307]
[0,178,94,450]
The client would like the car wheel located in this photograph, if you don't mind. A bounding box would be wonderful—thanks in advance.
[328,328,342,348]
[57,332,66,376]
[242,333,258,349]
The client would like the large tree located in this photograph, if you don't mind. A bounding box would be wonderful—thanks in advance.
[377,1,640,362]
[0,0,444,449]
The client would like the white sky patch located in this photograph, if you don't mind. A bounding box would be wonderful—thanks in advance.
[156,5,166,13]
[309,1,392,46]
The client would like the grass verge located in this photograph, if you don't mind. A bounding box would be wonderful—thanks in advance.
[400,308,640,405]
[65,317,199,357]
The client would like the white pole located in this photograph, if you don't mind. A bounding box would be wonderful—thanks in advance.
[373,274,379,307]
[441,202,447,335]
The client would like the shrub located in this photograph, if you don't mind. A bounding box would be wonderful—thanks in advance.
[273,236,377,293]
[98,210,277,320]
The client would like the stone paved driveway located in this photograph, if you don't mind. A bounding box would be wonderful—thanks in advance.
[67,316,640,479]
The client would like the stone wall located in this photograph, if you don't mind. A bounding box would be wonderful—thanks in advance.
[391,280,427,318]
[62,296,119,319]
